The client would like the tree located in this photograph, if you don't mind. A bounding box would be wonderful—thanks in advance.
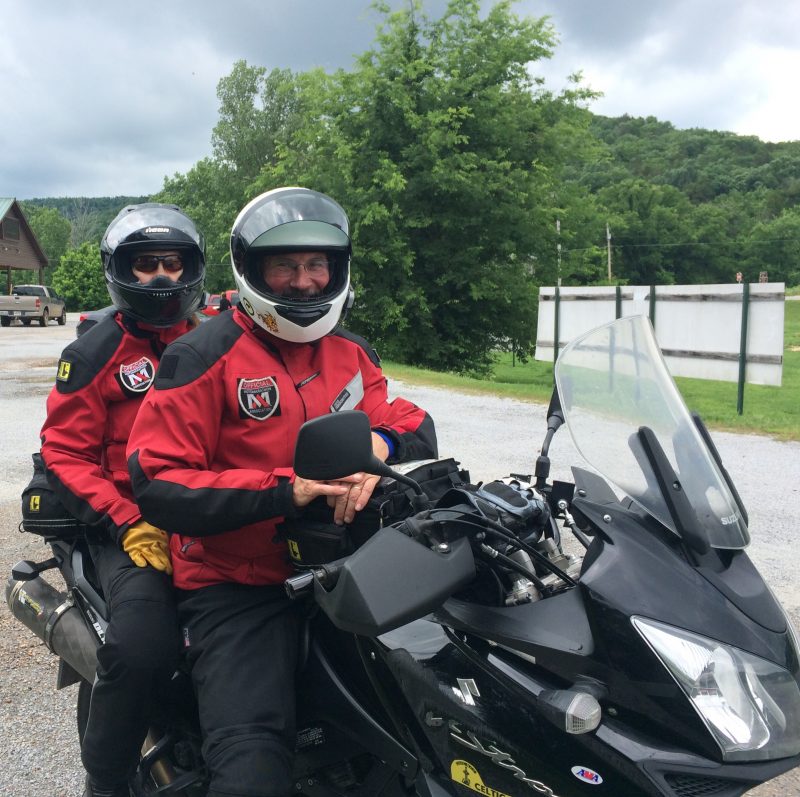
[211,62,304,185]
[52,242,107,311]
[597,179,695,284]
[157,159,244,293]
[252,0,596,372]
[19,204,72,282]
[743,208,800,285]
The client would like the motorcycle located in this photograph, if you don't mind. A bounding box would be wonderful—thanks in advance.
[7,314,800,796]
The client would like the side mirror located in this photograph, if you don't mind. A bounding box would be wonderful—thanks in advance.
[294,411,428,501]
[294,411,382,480]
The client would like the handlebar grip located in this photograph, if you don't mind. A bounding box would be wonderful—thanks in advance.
[284,557,349,601]
[284,570,315,600]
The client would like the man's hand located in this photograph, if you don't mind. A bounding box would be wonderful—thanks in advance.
[122,520,172,574]
[326,431,391,525]
[292,475,354,509]
[328,473,381,525]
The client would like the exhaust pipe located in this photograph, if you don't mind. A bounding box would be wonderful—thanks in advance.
[6,574,190,793]
[6,574,98,684]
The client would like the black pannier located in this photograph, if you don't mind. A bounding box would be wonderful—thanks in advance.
[20,453,88,541]
[280,457,469,567]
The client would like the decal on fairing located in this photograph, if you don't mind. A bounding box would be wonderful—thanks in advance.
[238,376,281,421]
[571,765,603,785]
[449,722,558,795]
[450,760,511,797]
[118,356,155,393]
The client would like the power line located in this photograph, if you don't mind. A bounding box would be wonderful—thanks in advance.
[562,236,800,254]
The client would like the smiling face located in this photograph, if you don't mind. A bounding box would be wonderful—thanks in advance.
[261,251,331,297]
[131,249,185,284]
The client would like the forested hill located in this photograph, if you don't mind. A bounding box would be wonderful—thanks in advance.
[579,114,800,207]
[555,115,800,289]
[23,195,146,246]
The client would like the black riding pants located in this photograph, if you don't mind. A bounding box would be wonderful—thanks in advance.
[81,541,179,785]
[177,582,300,797]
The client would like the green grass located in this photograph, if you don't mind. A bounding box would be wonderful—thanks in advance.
[383,300,800,441]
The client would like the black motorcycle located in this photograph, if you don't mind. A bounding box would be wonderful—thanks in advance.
[8,315,800,796]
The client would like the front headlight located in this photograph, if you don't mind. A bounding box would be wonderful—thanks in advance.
[633,616,800,761]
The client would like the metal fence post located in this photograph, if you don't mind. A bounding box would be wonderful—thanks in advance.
[737,282,750,415]
[649,284,656,329]
[553,286,561,374]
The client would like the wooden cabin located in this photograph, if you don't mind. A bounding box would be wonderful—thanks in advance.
[0,198,49,292]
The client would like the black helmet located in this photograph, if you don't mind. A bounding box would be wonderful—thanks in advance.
[230,187,352,342]
[101,203,205,326]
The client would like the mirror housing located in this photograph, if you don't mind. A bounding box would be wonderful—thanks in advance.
[294,411,381,480]
[294,411,426,499]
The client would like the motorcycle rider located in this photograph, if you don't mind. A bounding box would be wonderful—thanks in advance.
[126,187,437,797]
[39,203,206,797]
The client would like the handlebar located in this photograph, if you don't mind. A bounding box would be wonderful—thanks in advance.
[284,559,346,601]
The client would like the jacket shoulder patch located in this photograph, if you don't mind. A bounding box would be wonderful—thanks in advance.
[54,316,124,393]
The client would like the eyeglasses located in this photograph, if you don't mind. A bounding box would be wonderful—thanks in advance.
[264,257,330,279]
[131,255,184,273]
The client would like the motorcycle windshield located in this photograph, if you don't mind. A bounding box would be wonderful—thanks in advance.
[555,315,749,550]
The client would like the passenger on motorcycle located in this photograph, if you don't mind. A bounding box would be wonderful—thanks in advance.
[39,203,206,797]
[126,187,437,797]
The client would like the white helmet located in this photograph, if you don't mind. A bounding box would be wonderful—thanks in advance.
[230,187,353,342]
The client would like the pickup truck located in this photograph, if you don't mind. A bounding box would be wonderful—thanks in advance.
[0,285,67,327]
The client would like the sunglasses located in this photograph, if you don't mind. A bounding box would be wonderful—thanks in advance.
[131,255,184,273]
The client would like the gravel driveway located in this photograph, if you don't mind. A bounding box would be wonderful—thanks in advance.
[1,317,798,796]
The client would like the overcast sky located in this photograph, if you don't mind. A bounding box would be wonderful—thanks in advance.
[2,0,798,201]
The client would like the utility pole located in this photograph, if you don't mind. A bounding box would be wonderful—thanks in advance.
[606,222,612,281]
[556,218,562,287]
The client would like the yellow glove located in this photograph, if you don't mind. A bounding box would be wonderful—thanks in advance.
[122,521,173,575]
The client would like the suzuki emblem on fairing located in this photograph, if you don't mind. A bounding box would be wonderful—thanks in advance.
[453,678,480,706]
[571,765,603,785]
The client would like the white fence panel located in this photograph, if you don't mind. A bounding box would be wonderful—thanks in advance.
[535,283,784,387]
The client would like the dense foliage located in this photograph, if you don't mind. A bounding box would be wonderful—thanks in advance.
[565,116,800,286]
[22,196,146,248]
[51,242,106,311]
[19,0,800,370]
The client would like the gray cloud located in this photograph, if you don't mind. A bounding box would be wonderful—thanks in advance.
[1,0,796,200]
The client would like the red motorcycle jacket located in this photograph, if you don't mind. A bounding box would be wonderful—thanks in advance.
[40,313,193,544]
[127,310,437,590]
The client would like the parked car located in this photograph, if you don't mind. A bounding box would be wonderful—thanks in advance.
[0,285,67,327]
[201,289,239,317]
[76,305,116,337]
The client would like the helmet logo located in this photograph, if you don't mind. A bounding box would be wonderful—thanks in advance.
[118,357,155,393]
[241,297,255,317]
[258,312,279,334]
[238,377,280,421]
[144,226,170,234]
